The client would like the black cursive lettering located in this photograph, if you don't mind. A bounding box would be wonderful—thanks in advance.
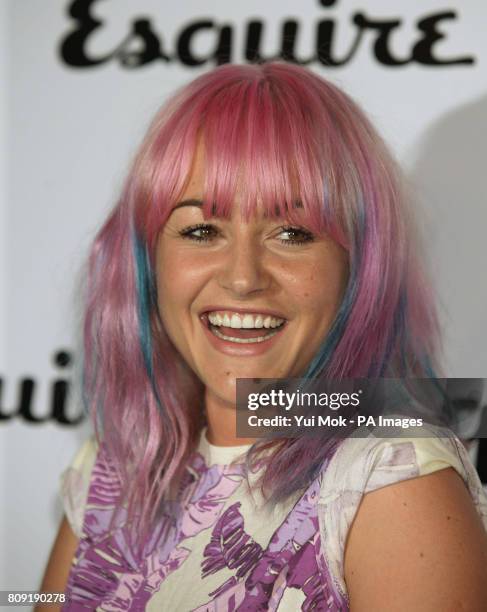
[118,19,170,67]
[0,350,86,426]
[353,13,409,66]
[59,0,111,66]
[412,12,474,65]
[59,0,476,70]
[177,21,232,66]
[316,19,362,66]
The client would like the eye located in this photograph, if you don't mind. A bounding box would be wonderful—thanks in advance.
[277,226,315,246]
[178,223,219,242]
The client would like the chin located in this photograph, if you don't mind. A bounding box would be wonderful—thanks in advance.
[206,385,239,409]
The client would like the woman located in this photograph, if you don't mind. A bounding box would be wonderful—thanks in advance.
[39,62,487,611]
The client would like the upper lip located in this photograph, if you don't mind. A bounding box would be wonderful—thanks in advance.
[199,306,288,320]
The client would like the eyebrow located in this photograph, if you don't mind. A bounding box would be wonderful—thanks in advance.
[172,198,219,217]
[172,199,304,215]
[172,198,203,210]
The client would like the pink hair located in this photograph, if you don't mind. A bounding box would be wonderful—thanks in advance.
[82,62,441,545]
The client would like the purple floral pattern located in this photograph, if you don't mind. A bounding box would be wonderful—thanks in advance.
[62,443,345,611]
[62,430,487,611]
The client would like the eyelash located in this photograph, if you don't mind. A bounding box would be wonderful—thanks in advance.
[178,223,315,246]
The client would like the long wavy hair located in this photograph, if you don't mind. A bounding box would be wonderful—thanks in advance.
[82,62,441,544]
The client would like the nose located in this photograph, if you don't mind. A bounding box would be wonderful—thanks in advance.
[217,240,271,297]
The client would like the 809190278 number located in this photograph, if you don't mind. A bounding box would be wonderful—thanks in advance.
[2,591,66,605]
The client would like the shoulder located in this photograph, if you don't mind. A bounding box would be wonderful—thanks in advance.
[317,427,487,603]
[60,437,99,538]
[344,465,487,610]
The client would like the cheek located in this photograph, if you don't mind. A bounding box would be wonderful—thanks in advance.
[290,256,349,316]
[155,251,213,329]
[155,276,182,349]
[155,249,188,341]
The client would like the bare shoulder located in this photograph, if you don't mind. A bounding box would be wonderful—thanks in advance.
[35,516,78,612]
[344,467,487,612]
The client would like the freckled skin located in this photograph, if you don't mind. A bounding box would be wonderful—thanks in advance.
[155,143,349,444]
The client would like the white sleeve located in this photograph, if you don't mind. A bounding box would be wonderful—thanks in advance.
[59,437,98,538]
[317,430,487,601]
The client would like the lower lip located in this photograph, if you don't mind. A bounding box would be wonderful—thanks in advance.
[199,316,286,356]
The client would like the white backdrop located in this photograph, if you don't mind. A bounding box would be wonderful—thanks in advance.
[1,0,486,590]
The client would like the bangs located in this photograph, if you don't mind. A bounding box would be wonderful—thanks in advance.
[199,76,327,233]
[142,64,359,248]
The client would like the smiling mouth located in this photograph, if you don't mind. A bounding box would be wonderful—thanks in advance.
[201,311,286,344]
[211,326,281,344]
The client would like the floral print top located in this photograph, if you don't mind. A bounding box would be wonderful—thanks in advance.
[60,428,487,611]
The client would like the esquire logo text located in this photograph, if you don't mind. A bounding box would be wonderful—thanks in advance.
[59,0,475,69]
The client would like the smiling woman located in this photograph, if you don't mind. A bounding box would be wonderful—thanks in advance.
[156,142,349,445]
[38,63,487,611]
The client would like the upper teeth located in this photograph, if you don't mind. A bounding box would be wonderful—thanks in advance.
[207,312,284,329]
